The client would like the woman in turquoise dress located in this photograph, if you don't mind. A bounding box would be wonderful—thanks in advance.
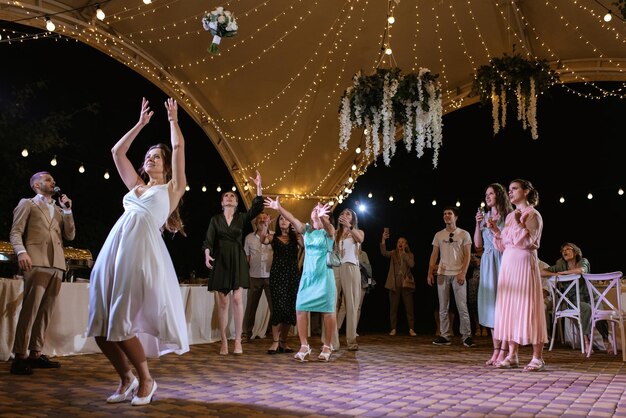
[474,183,512,366]
[264,196,336,362]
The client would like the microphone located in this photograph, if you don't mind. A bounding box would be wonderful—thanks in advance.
[53,186,70,208]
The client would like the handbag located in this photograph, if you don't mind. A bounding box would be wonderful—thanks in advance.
[325,236,342,268]
[402,270,416,289]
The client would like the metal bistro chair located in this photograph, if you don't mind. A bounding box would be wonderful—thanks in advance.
[548,274,585,353]
[583,272,625,361]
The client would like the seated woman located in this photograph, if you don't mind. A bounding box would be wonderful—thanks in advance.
[540,242,612,354]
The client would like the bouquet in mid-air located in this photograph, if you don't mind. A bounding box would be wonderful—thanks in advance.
[202,6,238,54]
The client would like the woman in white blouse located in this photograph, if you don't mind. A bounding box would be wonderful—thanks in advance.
[330,208,365,351]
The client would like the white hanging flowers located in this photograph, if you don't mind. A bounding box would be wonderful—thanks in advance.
[338,67,443,167]
[471,53,559,139]
[202,7,238,54]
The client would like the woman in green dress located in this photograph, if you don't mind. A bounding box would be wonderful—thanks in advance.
[203,171,263,356]
[264,197,337,362]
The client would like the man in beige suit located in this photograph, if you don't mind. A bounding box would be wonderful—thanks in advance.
[9,171,75,375]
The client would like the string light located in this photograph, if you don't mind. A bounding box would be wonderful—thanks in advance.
[45,16,56,32]
[455,200,461,207]
[368,192,373,198]
[103,170,110,180]
[185,185,190,192]
[50,156,57,167]
[559,196,565,203]
[603,11,612,22]
[431,200,437,206]
[96,4,106,21]
[410,198,415,204]
[355,147,362,154]
[216,185,222,192]
[587,192,593,200]
[202,185,207,192]
[388,195,394,202]
[78,164,85,173]
[387,16,395,24]
[231,186,237,192]
[351,164,357,171]
[143,0,152,4]
[21,149,28,157]
[244,183,249,191]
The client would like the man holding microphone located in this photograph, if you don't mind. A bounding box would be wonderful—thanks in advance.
[9,171,75,375]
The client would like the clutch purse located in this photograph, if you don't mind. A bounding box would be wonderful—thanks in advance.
[325,236,342,268]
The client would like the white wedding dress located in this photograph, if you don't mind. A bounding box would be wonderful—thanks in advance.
[87,184,189,357]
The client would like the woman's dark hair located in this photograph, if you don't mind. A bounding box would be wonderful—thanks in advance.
[511,178,539,206]
[488,183,513,218]
[139,143,186,236]
[334,208,358,251]
[273,214,297,243]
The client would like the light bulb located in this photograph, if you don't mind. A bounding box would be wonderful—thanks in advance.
[388,16,395,24]
[338,196,344,203]
[104,170,110,180]
[431,199,437,206]
[344,187,350,193]
[185,185,190,192]
[45,17,55,32]
[348,177,354,183]
[78,164,85,173]
[604,11,612,22]
[231,186,237,192]
[587,193,593,200]
[351,164,357,171]
[456,200,461,207]
[50,156,57,166]
[216,185,222,192]
[358,204,366,212]
[385,48,393,55]
[143,0,152,4]
[355,147,361,154]
[410,198,415,204]
[368,192,373,198]
[619,188,624,196]
[21,148,29,157]
[559,196,565,203]
[202,185,207,192]
[244,183,249,191]
[96,5,105,21]
[388,196,394,202]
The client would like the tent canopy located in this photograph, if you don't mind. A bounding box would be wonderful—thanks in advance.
[2,0,625,217]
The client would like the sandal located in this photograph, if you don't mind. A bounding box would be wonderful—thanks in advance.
[495,355,519,369]
[294,345,311,362]
[523,358,545,372]
[485,348,500,366]
[318,345,332,362]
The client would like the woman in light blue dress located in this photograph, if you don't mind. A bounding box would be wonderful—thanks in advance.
[264,197,336,362]
[474,183,512,366]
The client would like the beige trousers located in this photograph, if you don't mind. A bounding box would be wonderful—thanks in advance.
[13,267,63,356]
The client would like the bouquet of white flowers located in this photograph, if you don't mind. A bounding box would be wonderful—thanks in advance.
[202,6,238,54]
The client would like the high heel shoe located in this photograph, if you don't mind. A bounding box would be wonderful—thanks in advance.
[267,340,279,355]
[279,340,294,353]
[294,344,311,362]
[219,340,229,356]
[131,380,157,406]
[318,345,332,362]
[233,338,243,355]
[106,377,139,403]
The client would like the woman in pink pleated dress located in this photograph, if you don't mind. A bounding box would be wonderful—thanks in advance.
[487,179,548,372]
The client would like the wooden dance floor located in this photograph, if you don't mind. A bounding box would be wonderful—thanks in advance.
[2,334,626,417]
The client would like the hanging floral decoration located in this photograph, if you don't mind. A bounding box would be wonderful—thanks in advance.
[471,53,559,139]
[339,67,443,167]
[202,7,238,54]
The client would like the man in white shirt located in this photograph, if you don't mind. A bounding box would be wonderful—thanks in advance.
[427,206,473,348]
[242,212,273,341]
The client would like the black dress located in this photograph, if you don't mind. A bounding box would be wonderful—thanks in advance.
[203,196,263,294]
[269,236,300,326]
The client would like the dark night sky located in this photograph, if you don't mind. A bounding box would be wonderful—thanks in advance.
[2,22,625,333]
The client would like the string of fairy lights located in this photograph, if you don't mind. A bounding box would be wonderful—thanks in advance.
[1,0,626,206]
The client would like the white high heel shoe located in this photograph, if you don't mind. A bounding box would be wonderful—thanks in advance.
[131,380,157,406]
[318,345,332,362]
[293,345,312,362]
[106,377,138,403]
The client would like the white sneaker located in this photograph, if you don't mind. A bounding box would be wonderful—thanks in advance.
[389,329,397,336]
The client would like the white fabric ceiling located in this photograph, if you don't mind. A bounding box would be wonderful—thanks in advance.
[2,0,625,217]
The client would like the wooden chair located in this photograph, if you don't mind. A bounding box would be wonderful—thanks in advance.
[583,272,625,361]
[548,274,585,353]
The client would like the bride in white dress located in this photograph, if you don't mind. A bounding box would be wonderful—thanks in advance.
[87,97,189,406]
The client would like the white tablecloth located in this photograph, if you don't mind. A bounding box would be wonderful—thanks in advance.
[1,280,270,361]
